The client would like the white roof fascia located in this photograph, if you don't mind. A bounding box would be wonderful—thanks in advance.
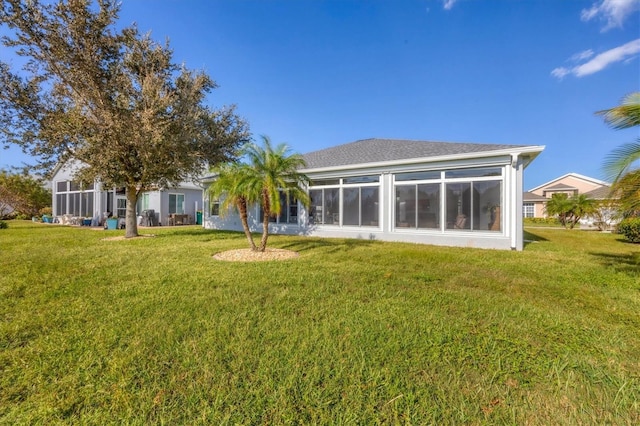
[566,172,609,186]
[300,145,545,175]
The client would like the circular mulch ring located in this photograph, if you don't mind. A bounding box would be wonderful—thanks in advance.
[213,248,299,262]
[101,234,156,241]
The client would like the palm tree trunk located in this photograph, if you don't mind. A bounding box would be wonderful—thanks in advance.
[237,198,257,251]
[259,190,270,252]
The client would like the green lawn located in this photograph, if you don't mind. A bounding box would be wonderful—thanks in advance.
[1,221,639,424]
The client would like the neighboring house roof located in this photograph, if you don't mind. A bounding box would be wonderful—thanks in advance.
[544,183,577,191]
[528,172,609,193]
[522,185,615,202]
[51,160,203,190]
[584,185,613,200]
[523,191,547,201]
[301,138,541,170]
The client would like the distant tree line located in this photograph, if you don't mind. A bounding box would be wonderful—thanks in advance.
[0,170,51,219]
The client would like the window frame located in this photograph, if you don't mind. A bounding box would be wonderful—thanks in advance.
[169,193,185,215]
[308,175,381,227]
[342,180,380,228]
[140,193,150,211]
[55,180,95,217]
[395,182,441,229]
[523,202,534,218]
[261,190,300,225]
[392,166,505,233]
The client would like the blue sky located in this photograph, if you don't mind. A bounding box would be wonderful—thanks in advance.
[1,0,639,189]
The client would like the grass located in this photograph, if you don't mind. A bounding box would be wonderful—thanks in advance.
[1,221,639,424]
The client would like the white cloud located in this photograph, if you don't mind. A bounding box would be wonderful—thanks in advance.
[575,39,640,75]
[581,0,640,31]
[443,0,457,10]
[551,38,640,79]
[570,49,595,62]
[551,67,571,79]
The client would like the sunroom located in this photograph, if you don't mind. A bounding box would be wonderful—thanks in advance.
[202,138,544,250]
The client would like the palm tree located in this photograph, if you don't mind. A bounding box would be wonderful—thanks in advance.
[566,194,598,229]
[544,193,597,229]
[544,193,573,228]
[243,136,310,252]
[598,92,640,217]
[208,162,259,251]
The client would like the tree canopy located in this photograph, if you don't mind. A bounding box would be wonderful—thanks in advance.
[0,0,250,236]
[0,169,51,218]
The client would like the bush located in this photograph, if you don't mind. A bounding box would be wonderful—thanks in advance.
[524,217,560,226]
[616,217,640,243]
[0,211,16,220]
[0,220,8,229]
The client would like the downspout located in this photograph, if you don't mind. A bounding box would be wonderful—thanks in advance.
[511,153,524,250]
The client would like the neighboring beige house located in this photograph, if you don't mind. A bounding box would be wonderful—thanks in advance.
[523,172,612,219]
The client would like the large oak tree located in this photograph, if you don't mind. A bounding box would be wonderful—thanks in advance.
[0,0,250,237]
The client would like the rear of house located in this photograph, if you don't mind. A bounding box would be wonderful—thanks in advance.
[51,160,203,227]
[203,138,544,251]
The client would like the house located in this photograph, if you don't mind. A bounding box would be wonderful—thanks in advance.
[51,161,204,226]
[523,173,612,218]
[202,138,545,251]
[523,172,619,230]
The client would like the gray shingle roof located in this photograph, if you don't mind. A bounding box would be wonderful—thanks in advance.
[301,138,527,170]
[523,191,547,201]
[583,185,613,199]
[545,183,577,191]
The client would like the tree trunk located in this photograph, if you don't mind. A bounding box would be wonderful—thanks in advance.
[124,185,139,238]
[258,190,270,252]
[237,198,257,251]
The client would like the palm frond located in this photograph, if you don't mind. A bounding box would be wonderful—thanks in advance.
[603,139,640,182]
[596,92,640,130]
[611,170,640,216]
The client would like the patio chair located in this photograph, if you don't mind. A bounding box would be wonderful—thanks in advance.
[453,214,467,229]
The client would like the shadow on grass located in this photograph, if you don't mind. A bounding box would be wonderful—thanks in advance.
[152,227,241,240]
[278,237,376,254]
[590,251,640,276]
[8,222,70,231]
[523,230,548,248]
[150,227,377,254]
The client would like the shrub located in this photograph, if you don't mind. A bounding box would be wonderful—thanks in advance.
[0,211,16,220]
[0,220,8,229]
[524,217,560,226]
[616,217,640,243]
[39,206,53,216]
